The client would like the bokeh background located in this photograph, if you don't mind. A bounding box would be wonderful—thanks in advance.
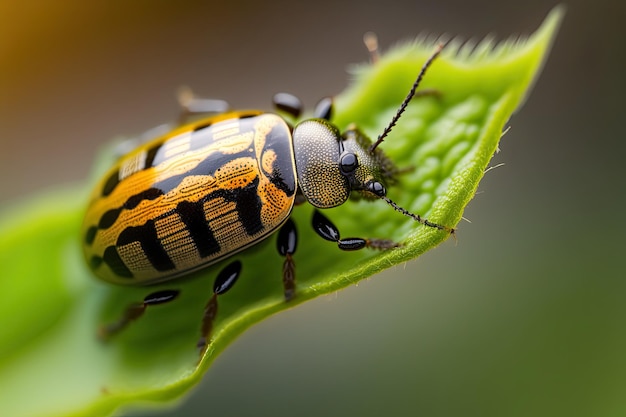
[1,1,624,416]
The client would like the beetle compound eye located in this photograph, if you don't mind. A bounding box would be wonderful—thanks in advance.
[339,152,358,174]
[366,181,386,197]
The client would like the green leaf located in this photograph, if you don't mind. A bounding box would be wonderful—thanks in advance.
[0,7,563,417]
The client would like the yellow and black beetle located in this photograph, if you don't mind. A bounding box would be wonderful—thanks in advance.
[82,42,454,352]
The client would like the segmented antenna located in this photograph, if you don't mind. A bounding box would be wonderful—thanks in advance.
[382,196,455,235]
[369,42,446,153]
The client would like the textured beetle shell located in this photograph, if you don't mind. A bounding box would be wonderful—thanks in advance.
[292,119,349,208]
[83,112,297,285]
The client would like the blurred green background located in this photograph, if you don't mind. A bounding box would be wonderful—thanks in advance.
[1,1,624,416]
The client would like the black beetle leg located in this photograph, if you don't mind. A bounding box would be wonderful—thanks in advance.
[273,93,333,121]
[312,209,400,251]
[276,219,298,301]
[98,289,180,341]
[313,97,333,121]
[272,93,303,119]
[197,261,242,357]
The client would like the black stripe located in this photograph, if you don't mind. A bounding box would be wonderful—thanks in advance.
[85,226,98,245]
[193,122,214,132]
[102,247,133,278]
[99,207,123,229]
[188,177,264,237]
[233,178,264,236]
[97,188,163,230]
[176,200,221,258]
[117,219,175,272]
[144,144,160,168]
[264,123,296,197]
[124,188,163,209]
[101,170,120,197]
[89,255,103,270]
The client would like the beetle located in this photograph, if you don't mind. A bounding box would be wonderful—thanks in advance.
[83,41,454,353]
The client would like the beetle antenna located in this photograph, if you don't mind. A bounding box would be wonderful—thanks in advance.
[369,42,445,153]
[381,195,455,234]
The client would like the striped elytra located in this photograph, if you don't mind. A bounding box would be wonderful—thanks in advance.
[82,112,297,285]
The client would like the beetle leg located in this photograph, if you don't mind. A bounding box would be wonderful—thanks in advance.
[177,86,229,125]
[98,289,180,341]
[313,97,333,121]
[276,218,298,301]
[312,209,400,251]
[197,261,242,357]
[363,32,380,64]
[272,93,303,119]
[273,93,333,121]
